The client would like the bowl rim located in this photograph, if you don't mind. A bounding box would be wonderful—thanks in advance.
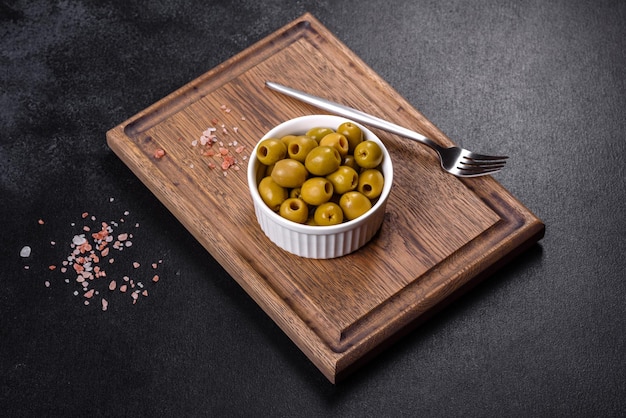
[247,114,393,235]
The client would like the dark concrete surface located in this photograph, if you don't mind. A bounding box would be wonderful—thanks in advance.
[1,0,625,416]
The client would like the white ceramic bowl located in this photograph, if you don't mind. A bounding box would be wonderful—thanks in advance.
[247,115,393,259]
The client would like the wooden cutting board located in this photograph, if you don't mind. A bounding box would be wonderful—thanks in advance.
[106,13,544,383]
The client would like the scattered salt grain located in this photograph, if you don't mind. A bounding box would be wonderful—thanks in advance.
[20,246,31,258]
[101,298,108,311]
[153,148,166,159]
[73,235,87,246]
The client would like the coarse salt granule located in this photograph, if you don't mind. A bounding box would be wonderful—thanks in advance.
[20,246,31,258]
[72,235,87,246]
[153,148,166,159]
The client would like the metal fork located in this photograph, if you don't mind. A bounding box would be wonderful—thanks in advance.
[266,81,508,177]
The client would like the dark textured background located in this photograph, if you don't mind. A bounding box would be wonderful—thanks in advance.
[2,0,625,416]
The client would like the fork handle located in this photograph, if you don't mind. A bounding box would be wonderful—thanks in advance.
[265,81,441,151]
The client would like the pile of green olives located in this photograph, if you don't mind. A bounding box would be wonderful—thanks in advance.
[255,122,386,226]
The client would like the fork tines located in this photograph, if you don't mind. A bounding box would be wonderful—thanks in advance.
[458,155,508,176]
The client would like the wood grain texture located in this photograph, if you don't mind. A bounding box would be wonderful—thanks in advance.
[106,13,544,383]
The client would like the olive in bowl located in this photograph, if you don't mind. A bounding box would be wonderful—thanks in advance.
[247,115,393,259]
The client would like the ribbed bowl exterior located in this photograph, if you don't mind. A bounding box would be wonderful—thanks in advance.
[253,196,388,258]
[248,115,393,259]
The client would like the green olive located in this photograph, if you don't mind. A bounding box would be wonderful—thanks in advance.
[337,122,363,153]
[256,138,287,165]
[313,202,344,226]
[270,158,308,188]
[339,191,372,221]
[357,169,385,199]
[304,145,342,176]
[289,187,302,199]
[300,177,334,206]
[326,166,359,195]
[280,135,298,147]
[287,135,318,162]
[342,155,359,171]
[353,140,383,169]
[319,132,349,157]
[279,198,309,224]
[305,127,334,143]
[258,176,288,212]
